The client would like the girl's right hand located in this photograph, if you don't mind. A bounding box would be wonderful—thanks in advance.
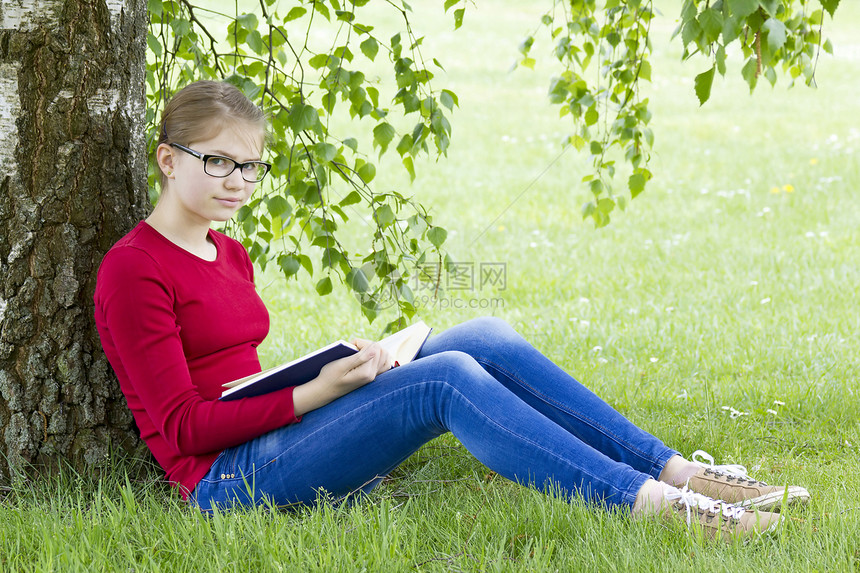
[292,342,390,417]
[319,341,390,390]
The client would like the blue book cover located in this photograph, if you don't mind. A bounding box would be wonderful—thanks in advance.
[220,341,358,401]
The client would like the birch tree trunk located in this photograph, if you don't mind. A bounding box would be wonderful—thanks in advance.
[0,0,149,480]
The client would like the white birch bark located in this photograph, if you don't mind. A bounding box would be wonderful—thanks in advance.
[0,0,148,479]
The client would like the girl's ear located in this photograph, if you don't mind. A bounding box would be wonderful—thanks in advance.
[156,143,176,178]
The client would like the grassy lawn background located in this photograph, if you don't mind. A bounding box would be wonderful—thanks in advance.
[3,0,859,570]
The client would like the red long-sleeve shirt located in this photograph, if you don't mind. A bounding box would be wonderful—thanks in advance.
[94,221,300,498]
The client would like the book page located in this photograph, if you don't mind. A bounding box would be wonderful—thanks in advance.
[221,364,280,389]
[379,321,432,364]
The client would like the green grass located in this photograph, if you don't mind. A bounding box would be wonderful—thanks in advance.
[4,0,860,570]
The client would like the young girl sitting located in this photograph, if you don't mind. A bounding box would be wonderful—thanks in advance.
[94,81,808,541]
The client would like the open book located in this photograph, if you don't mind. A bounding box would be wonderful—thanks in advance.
[220,320,432,401]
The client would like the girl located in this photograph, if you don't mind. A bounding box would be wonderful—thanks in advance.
[94,81,808,541]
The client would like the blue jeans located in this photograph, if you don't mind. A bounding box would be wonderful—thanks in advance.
[191,317,677,512]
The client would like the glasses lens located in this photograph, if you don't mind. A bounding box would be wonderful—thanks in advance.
[242,162,270,182]
[204,156,236,177]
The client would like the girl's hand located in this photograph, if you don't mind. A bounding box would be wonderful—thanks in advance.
[352,338,395,372]
[321,341,391,387]
[292,341,391,417]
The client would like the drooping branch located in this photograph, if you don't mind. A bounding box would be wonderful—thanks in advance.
[147,0,455,330]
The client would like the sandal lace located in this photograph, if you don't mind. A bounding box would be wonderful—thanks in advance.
[665,485,746,526]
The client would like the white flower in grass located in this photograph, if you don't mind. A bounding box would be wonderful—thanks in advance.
[773,400,785,406]
[818,175,841,185]
[649,357,659,363]
[760,297,771,305]
[766,409,778,415]
[721,405,749,419]
[591,346,603,353]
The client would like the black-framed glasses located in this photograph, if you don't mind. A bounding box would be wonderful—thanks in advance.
[170,143,271,183]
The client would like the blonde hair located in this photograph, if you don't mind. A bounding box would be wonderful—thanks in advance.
[156,81,266,188]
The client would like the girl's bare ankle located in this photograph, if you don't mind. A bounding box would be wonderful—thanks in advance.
[658,455,700,487]
[632,479,670,517]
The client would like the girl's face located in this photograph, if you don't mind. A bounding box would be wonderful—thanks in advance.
[157,122,264,226]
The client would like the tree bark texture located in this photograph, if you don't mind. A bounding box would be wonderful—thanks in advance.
[0,0,149,480]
